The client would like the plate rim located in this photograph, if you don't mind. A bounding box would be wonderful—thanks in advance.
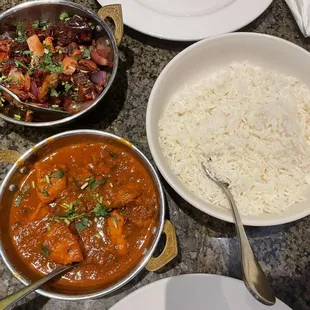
[110,274,290,309]
[97,0,273,41]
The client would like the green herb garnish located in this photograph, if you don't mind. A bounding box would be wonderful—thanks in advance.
[14,60,29,71]
[72,201,80,207]
[53,170,65,179]
[41,245,50,257]
[41,189,48,197]
[50,88,59,97]
[32,20,40,29]
[93,203,110,217]
[16,22,25,42]
[59,12,69,21]
[83,48,91,59]
[40,53,63,73]
[46,62,63,73]
[15,184,31,206]
[90,179,106,189]
[64,83,72,92]
[53,207,85,224]
[75,217,89,232]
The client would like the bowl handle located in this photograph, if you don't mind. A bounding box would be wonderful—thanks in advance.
[145,220,178,272]
[97,4,124,46]
[0,150,21,163]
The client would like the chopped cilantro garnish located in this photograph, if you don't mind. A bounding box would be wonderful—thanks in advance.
[53,170,65,178]
[15,22,25,42]
[75,217,89,232]
[64,83,72,92]
[53,206,85,225]
[83,48,91,59]
[32,20,40,29]
[41,189,48,197]
[41,245,50,257]
[72,201,80,207]
[93,203,110,217]
[23,50,31,55]
[41,53,63,73]
[15,184,31,206]
[16,22,23,37]
[89,176,96,184]
[90,179,106,189]
[50,88,60,97]
[14,60,29,71]
[15,195,22,206]
[59,12,69,21]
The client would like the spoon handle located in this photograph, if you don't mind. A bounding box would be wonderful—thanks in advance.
[219,184,276,306]
[0,266,70,310]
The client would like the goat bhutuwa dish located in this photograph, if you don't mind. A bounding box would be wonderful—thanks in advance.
[9,141,158,289]
[0,12,112,121]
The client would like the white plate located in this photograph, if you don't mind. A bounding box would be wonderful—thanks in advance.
[146,33,310,226]
[110,274,291,310]
[98,0,273,41]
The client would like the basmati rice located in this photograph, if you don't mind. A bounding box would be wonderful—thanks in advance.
[158,61,310,215]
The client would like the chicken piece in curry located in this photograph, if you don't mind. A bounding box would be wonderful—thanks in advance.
[9,142,158,289]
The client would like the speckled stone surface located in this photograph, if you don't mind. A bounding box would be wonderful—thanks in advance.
[0,0,310,309]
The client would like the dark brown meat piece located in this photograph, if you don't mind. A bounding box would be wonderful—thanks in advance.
[72,72,90,85]
[67,42,81,57]
[47,15,92,46]
[77,83,96,102]
[8,41,29,58]
[53,53,65,65]
[26,25,47,40]
[32,69,48,87]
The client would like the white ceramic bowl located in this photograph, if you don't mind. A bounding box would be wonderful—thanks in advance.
[146,32,310,226]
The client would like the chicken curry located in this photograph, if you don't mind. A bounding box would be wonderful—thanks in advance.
[9,141,159,290]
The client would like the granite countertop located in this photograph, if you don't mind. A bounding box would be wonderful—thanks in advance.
[0,0,309,309]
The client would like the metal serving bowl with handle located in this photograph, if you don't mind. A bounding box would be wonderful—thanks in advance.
[0,0,123,127]
[0,130,178,300]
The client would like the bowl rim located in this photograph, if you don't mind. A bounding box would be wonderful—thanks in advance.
[0,129,165,300]
[146,32,310,227]
[0,0,119,127]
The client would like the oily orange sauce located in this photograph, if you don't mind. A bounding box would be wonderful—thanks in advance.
[9,142,158,290]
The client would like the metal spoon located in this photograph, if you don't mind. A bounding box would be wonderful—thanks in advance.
[0,85,71,119]
[202,163,276,306]
[0,263,79,310]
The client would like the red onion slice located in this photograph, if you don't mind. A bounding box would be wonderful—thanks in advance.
[90,71,107,86]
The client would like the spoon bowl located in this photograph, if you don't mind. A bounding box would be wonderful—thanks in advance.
[0,85,71,120]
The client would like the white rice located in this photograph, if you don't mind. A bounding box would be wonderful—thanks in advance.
[158,61,310,215]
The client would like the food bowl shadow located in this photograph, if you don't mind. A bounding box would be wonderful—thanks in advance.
[13,293,49,310]
[151,192,182,274]
[62,57,128,130]
[161,176,299,239]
